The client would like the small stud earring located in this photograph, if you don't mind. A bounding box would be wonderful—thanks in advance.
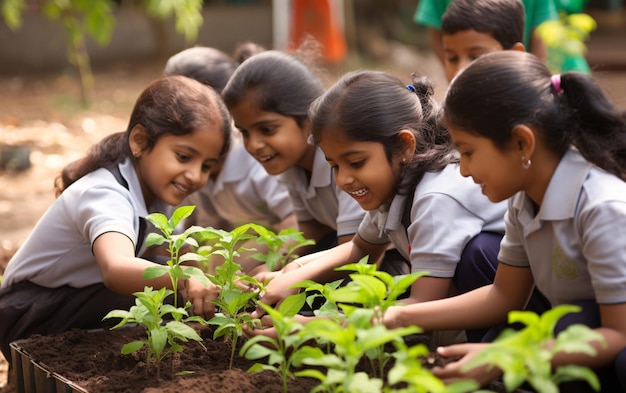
[401,157,406,164]
[521,156,531,169]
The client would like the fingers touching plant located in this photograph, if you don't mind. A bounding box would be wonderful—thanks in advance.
[142,205,211,310]
[463,304,606,393]
[248,224,316,271]
[240,292,310,393]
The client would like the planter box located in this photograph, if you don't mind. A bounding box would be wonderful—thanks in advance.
[10,341,87,393]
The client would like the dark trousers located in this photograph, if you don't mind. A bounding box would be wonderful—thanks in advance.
[0,281,137,365]
[453,232,552,342]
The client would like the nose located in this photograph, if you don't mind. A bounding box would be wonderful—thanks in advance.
[334,167,354,188]
[185,163,205,188]
[458,158,471,178]
[245,133,265,153]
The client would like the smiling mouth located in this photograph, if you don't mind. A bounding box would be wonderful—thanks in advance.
[257,153,278,163]
[173,182,190,194]
[348,188,368,197]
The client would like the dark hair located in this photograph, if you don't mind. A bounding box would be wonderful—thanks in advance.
[444,51,626,181]
[163,47,237,93]
[221,50,324,128]
[309,70,454,195]
[54,75,232,195]
[442,0,525,50]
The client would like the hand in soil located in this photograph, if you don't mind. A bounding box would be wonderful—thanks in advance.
[431,342,502,387]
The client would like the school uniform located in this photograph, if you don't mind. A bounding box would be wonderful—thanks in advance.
[278,146,365,247]
[185,140,294,231]
[0,157,169,363]
[499,148,626,392]
[358,163,506,278]
[358,163,508,344]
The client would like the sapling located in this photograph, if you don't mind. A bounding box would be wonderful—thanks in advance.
[385,339,477,393]
[325,256,426,378]
[239,292,311,393]
[142,205,212,312]
[247,223,316,271]
[103,286,204,379]
[463,304,606,393]
[200,224,265,368]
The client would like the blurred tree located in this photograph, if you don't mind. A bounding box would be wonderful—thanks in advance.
[1,0,204,106]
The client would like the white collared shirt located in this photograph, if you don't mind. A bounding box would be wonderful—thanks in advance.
[2,158,169,288]
[358,164,506,278]
[500,148,626,305]
[278,146,365,237]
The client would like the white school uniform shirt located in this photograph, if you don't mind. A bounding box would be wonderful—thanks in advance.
[185,140,293,231]
[358,163,506,277]
[499,148,626,306]
[1,158,169,289]
[278,146,365,237]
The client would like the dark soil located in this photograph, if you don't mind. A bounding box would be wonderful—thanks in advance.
[8,323,321,393]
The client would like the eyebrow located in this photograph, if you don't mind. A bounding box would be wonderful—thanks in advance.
[325,149,367,162]
[176,143,220,163]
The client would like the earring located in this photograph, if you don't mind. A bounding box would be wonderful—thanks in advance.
[401,157,406,164]
[521,156,531,169]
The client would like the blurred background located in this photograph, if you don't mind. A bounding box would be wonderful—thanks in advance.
[0,0,625,388]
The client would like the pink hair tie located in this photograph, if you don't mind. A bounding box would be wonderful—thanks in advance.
[551,74,563,94]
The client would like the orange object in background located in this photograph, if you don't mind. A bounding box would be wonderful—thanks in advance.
[289,0,347,63]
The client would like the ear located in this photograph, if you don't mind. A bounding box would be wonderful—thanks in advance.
[511,124,535,158]
[398,130,416,162]
[510,42,525,52]
[129,124,149,158]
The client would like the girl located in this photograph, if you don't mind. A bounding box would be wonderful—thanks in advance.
[0,75,231,364]
[250,70,514,344]
[221,50,365,256]
[384,51,626,391]
[164,45,298,275]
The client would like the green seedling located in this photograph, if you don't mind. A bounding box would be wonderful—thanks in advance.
[142,205,211,312]
[240,292,311,393]
[103,286,205,379]
[325,257,426,378]
[295,309,421,393]
[200,224,265,368]
[386,339,477,393]
[248,224,316,271]
[464,304,606,393]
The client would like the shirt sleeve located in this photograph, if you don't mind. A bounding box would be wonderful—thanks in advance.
[497,198,530,268]
[408,192,486,277]
[252,170,294,221]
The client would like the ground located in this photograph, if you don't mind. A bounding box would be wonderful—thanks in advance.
[1,39,626,390]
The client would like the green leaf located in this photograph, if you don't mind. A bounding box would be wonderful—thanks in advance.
[170,205,195,228]
[121,340,146,355]
[142,265,169,279]
[277,292,306,318]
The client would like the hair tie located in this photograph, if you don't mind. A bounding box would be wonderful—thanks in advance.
[551,74,563,94]
[406,84,416,93]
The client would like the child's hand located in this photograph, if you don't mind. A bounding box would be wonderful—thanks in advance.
[251,270,301,318]
[185,277,219,320]
[432,343,501,387]
[382,305,403,329]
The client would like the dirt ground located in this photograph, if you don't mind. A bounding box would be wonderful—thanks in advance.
[1,45,626,389]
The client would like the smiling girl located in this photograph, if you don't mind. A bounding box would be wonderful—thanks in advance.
[249,70,518,345]
[0,75,231,364]
[384,51,626,391]
[222,50,365,256]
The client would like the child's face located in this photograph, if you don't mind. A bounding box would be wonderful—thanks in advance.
[442,29,503,82]
[448,125,522,203]
[318,128,399,211]
[134,126,224,207]
[229,96,311,175]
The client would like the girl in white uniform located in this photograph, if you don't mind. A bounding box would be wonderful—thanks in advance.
[248,71,534,344]
[0,75,231,364]
[222,50,366,255]
[384,51,626,391]
[164,46,298,275]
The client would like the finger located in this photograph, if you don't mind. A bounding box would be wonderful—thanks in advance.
[436,343,472,358]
